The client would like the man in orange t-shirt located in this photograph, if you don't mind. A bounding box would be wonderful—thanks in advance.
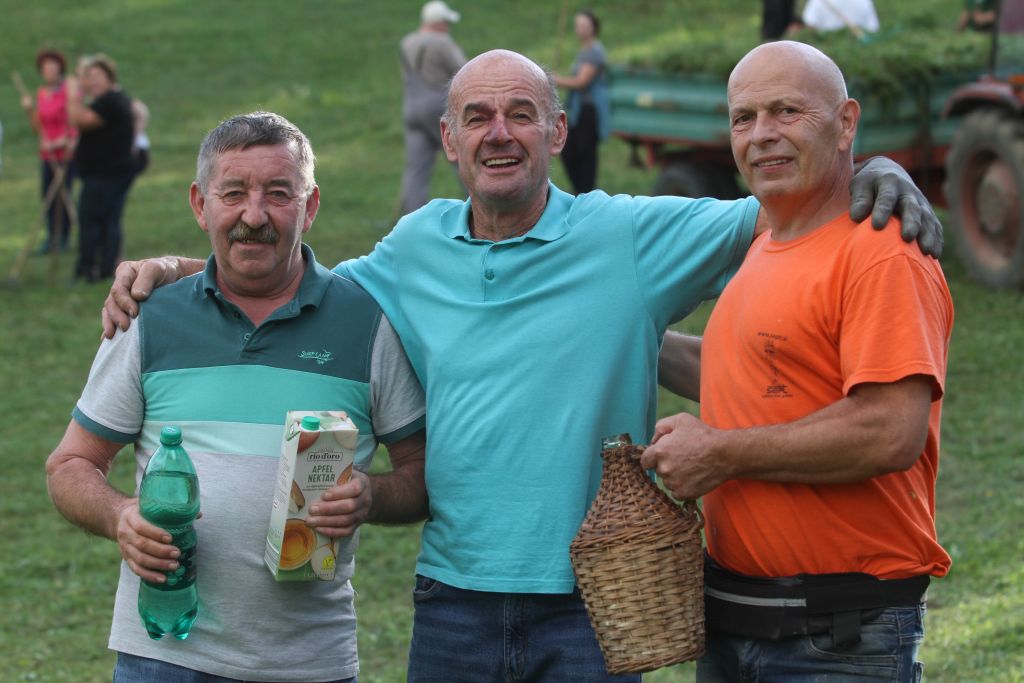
[641,41,953,681]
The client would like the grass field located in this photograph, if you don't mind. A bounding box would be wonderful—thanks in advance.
[0,1,1021,681]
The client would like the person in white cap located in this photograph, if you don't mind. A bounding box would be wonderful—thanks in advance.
[398,0,467,215]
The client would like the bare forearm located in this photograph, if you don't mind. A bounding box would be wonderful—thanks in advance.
[65,95,91,130]
[28,112,42,135]
[717,379,932,484]
[643,377,933,500]
[658,331,702,401]
[46,459,131,541]
[367,466,428,524]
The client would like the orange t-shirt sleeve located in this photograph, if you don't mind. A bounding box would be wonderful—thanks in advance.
[839,250,953,401]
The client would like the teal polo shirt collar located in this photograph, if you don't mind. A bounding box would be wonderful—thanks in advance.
[197,243,333,320]
[440,181,575,243]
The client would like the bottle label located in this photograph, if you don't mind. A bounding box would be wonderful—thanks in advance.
[143,525,197,590]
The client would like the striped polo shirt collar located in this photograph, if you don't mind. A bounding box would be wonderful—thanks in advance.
[441,181,573,243]
[196,243,333,317]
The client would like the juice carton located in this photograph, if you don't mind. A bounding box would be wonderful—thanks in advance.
[265,410,358,581]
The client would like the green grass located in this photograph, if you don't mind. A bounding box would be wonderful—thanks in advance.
[1,1,1021,681]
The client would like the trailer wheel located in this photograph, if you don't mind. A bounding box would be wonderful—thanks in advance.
[653,161,737,199]
[945,108,1024,288]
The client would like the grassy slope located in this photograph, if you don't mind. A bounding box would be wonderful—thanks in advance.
[0,1,1020,681]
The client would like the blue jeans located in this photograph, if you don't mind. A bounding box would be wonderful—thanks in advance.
[697,604,927,682]
[114,652,356,683]
[407,575,640,683]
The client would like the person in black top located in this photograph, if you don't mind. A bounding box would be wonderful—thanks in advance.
[67,54,135,282]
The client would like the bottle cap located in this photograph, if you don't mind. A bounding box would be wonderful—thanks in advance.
[160,426,183,446]
[601,433,632,450]
[300,415,321,431]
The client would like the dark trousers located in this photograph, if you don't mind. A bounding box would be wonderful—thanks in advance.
[41,160,75,251]
[76,173,133,281]
[561,103,600,194]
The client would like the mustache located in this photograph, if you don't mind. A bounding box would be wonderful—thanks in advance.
[227,221,279,244]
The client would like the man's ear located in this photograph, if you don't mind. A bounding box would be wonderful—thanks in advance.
[441,119,458,163]
[189,182,209,233]
[550,111,568,155]
[303,185,320,233]
[838,98,861,153]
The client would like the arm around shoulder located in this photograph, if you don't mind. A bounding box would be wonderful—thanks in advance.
[102,256,205,338]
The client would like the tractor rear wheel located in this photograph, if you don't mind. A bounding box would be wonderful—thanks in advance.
[945,108,1024,288]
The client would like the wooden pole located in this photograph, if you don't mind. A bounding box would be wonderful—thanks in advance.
[7,161,72,285]
[11,70,31,100]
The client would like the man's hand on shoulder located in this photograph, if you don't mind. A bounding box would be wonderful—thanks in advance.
[102,257,200,339]
[849,157,943,258]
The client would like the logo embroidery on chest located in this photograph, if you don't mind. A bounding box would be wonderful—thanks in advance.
[298,349,335,366]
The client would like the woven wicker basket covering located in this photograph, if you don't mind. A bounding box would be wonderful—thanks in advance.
[569,434,705,674]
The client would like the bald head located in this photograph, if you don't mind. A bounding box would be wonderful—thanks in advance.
[729,41,847,108]
[727,41,861,232]
[444,49,561,130]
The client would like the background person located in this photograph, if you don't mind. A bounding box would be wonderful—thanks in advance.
[643,41,952,681]
[67,54,136,282]
[21,49,78,254]
[130,96,151,178]
[554,9,610,194]
[761,0,798,40]
[46,111,427,682]
[398,0,466,215]
[802,0,880,33]
[957,0,997,31]
[99,50,943,683]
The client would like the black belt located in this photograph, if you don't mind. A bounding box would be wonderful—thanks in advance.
[705,556,929,647]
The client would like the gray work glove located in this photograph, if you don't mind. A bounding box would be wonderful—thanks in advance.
[850,156,943,259]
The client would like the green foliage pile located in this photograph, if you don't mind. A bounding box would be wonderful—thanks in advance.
[627,19,990,101]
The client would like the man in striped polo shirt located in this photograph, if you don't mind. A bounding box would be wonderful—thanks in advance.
[46,112,427,683]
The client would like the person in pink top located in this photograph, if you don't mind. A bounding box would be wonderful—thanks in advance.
[21,49,78,254]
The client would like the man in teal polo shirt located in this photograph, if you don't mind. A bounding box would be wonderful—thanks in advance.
[101,51,942,681]
[47,112,427,682]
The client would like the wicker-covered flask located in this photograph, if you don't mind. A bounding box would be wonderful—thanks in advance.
[569,433,705,674]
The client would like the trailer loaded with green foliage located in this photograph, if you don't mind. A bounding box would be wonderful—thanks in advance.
[610,18,1024,289]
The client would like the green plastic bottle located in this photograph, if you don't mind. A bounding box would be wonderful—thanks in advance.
[137,426,200,640]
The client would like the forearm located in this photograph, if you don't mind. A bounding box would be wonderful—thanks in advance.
[366,466,428,524]
[46,458,131,541]
[717,379,931,484]
[658,331,702,401]
[644,377,933,500]
[555,63,597,91]
[65,94,85,129]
